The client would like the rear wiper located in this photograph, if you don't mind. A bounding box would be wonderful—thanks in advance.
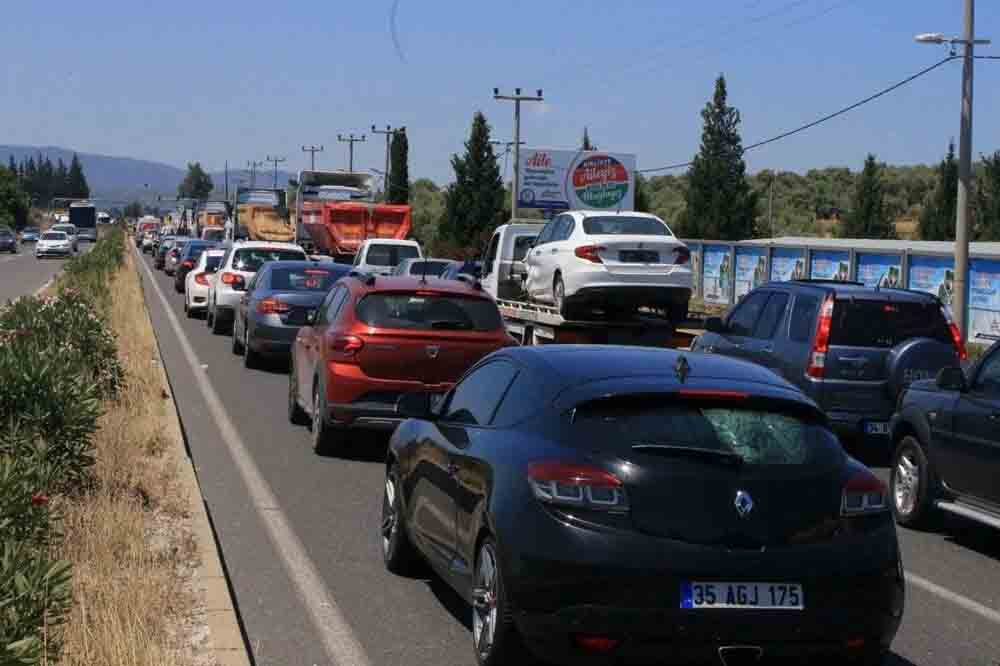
[428,320,472,330]
[631,443,743,466]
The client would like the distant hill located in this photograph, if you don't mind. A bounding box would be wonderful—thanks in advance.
[0,145,294,205]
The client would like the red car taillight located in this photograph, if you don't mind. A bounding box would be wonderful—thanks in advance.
[942,306,968,360]
[257,298,290,315]
[220,272,240,285]
[841,470,888,516]
[527,462,628,513]
[328,335,364,358]
[574,245,606,263]
[806,294,835,379]
[195,273,210,286]
[672,246,691,265]
[181,260,195,269]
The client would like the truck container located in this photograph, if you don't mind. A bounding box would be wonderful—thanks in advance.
[229,187,294,243]
[69,201,98,242]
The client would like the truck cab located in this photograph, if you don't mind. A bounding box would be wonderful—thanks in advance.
[479,222,542,301]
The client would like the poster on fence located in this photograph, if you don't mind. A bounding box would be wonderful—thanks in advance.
[856,254,902,288]
[810,250,851,281]
[689,244,702,299]
[702,245,731,305]
[908,255,955,307]
[734,247,768,299]
[969,258,1000,342]
[770,247,806,282]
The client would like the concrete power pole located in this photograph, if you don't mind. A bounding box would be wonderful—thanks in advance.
[371,125,398,201]
[768,174,775,238]
[266,155,287,189]
[247,160,264,189]
[337,134,366,172]
[302,145,324,171]
[494,88,544,219]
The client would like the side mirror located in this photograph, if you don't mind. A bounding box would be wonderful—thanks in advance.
[396,392,433,420]
[935,366,967,392]
[305,309,317,325]
[704,316,726,334]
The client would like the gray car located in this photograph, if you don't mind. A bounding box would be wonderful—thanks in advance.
[390,257,453,278]
[231,260,352,368]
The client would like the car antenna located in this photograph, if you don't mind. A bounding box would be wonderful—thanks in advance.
[875,269,887,292]
[420,257,428,284]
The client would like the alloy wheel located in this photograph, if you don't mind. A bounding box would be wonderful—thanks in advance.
[472,543,499,661]
[894,452,920,516]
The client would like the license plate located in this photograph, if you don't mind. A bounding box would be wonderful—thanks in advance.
[619,250,659,263]
[681,582,804,610]
[865,421,890,435]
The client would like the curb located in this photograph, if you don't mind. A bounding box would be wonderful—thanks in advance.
[140,252,253,666]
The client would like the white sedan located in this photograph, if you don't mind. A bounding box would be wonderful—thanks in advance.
[524,210,692,321]
[35,231,74,258]
[184,249,225,318]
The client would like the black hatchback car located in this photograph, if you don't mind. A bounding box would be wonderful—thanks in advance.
[692,281,965,447]
[383,346,904,666]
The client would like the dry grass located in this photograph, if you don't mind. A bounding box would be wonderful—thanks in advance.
[54,246,211,666]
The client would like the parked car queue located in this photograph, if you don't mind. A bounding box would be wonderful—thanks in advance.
[132,225,1000,666]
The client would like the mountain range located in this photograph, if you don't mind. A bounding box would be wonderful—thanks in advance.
[0,145,295,205]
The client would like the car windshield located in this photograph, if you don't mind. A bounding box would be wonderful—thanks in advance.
[582,216,672,236]
[829,300,951,348]
[365,245,420,267]
[268,267,347,292]
[232,248,306,272]
[402,260,450,277]
[356,293,503,331]
[42,232,66,240]
[573,400,838,466]
[53,226,75,234]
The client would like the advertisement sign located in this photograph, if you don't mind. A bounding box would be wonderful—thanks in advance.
[908,255,955,307]
[969,258,1000,342]
[702,245,732,305]
[689,243,702,299]
[734,247,768,299]
[856,254,902,288]
[518,149,636,211]
[770,248,806,282]
[810,250,851,282]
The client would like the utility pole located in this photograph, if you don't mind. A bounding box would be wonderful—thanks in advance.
[494,88,544,219]
[224,160,229,200]
[266,155,287,189]
[371,125,399,200]
[247,160,263,189]
[768,173,775,238]
[337,134,366,172]
[302,145,324,171]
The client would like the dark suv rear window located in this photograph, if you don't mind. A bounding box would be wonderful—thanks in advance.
[356,293,503,331]
[829,300,951,348]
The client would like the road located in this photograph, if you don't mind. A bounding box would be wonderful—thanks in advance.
[0,245,76,302]
[13,242,998,666]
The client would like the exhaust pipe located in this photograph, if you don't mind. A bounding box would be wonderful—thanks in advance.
[717,645,763,666]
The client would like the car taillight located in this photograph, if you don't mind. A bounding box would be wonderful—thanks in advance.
[220,272,240,285]
[672,246,691,265]
[806,295,834,379]
[841,470,888,516]
[574,245,606,263]
[257,298,291,315]
[329,335,364,355]
[526,462,628,512]
[195,273,210,286]
[942,306,968,360]
[181,260,194,269]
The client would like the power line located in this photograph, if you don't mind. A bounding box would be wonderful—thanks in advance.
[638,55,959,174]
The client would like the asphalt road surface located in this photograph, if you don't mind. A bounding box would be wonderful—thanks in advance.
[44,244,1000,666]
[0,243,83,303]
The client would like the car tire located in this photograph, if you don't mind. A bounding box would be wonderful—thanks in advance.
[472,537,531,666]
[243,329,259,369]
[184,298,195,319]
[232,319,244,355]
[174,280,183,294]
[891,435,936,528]
[382,464,419,575]
[206,304,214,329]
[211,307,226,335]
[311,383,340,456]
[553,273,566,315]
[288,359,309,425]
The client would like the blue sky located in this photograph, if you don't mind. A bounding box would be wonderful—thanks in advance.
[2,1,998,185]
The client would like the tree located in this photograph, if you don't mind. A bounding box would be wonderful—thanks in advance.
[581,127,596,151]
[840,154,894,239]
[7,155,16,175]
[123,200,144,220]
[976,151,1000,241]
[0,166,29,230]
[54,159,68,199]
[388,129,410,205]
[683,75,758,240]
[178,162,214,200]
[65,153,90,198]
[439,112,505,251]
[919,141,958,241]
[634,173,650,213]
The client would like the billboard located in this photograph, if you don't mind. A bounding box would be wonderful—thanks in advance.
[908,255,955,307]
[810,250,851,282]
[857,253,902,288]
[770,247,806,282]
[969,258,1000,342]
[734,247,768,299]
[517,149,636,211]
[702,245,732,305]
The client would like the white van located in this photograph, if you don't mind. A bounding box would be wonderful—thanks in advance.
[352,239,422,276]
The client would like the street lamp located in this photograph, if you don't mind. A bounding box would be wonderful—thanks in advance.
[915,0,991,342]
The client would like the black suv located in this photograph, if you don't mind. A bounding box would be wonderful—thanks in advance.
[692,280,965,446]
[889,342,1000,531]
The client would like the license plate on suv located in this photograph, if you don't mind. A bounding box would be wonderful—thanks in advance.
[619,249,659,263]
[865,421,890,435]
[681,582,804,610]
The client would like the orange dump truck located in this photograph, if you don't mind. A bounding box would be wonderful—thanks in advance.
[295,170,412,262]
[231,188,295,243]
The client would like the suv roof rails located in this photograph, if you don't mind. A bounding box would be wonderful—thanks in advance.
[348,270,376,286]
[790,279,865,287]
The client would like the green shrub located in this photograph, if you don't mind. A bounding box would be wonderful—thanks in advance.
[0,541,72,666]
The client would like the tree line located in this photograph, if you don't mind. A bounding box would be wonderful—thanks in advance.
[6,153,90,208]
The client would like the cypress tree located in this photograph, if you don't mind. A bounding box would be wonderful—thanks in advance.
[919,141,958,241]
[440,111,505,248]
[684,75,758,240]
[388,129,410,205]
[841,154,894,239]
[582,127,596,151]
[66,153,90,198]
[55,159,69,199]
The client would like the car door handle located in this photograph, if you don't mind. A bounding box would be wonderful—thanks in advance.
[447,463,459,477]
[550,248,558,254]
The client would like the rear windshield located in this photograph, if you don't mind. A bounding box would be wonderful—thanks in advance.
[830,300,951,348]
[573,400,839,466]
[403,261,450,277]
[184,243,213,259]
[203,229,225,240]
[268,267,347,292]
[232,248,306,272]
[205,255,223,271]
[365,244,419,267]
[356,294,503,331]
[582,216,671,236]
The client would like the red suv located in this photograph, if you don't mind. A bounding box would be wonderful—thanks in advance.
[288,274,515,454]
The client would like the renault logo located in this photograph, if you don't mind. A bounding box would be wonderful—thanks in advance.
[734,490,754,519]
[426,345,440,359]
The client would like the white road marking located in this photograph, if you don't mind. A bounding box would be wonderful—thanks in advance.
[134,247,371,666]
[906,572,1000,625]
